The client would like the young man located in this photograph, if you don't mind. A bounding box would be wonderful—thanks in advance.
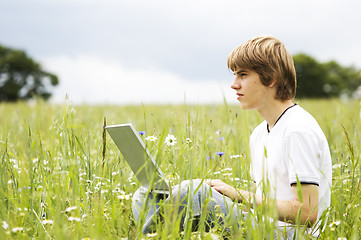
[132,36,332,238]
[208,35,332,236]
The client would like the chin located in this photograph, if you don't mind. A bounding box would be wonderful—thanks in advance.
[239,105,248,110]
[239,103,249,110]
[239,103,254,111]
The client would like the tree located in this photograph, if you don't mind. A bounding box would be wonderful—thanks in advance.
[293,53,331,98]
[322,60,361,97]
[293,53,361,98]
[0,44,59,102]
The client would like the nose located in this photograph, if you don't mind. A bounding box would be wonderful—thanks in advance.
[231,77,240,90]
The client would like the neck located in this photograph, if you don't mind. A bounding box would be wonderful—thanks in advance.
[258,99,294,131]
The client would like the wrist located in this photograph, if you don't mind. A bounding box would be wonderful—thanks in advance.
[239,190,255,206]
[238,189,247,203]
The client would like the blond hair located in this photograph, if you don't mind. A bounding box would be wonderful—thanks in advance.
[227,36,296,100]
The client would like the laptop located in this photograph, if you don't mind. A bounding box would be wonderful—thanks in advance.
[105,123,170,193]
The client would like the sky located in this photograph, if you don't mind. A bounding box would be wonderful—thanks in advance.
[1,0,360,105]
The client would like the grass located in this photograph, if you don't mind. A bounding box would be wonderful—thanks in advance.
[0,98,360,239]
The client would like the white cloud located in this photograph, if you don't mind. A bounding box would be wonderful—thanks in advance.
[43,55,235,105]
[2,0,361,105]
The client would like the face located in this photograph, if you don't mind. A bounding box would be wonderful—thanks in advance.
[231,68,274,110]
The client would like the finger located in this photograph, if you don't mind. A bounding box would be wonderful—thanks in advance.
[205,179,218,186]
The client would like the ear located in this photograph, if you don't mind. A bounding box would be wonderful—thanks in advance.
[269,77,277,88]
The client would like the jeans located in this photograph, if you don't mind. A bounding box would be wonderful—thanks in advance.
[132,179,297,239]
[132,179,242,234]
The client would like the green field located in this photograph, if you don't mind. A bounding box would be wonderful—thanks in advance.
[0,99,360,239]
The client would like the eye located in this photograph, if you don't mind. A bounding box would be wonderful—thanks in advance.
[237,72,247,77]
[234,69,248,77]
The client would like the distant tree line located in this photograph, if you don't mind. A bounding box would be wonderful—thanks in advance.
[293,54,361,98]
[0,44,58,102]
[1,44,360,102]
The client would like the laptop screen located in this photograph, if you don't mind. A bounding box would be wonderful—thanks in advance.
[105,123,169,191]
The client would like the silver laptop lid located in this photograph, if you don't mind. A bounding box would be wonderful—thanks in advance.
[105,123,169,191]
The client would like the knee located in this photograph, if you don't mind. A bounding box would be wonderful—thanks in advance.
[178,179,204,189]
[174,179,206,193]
[132,187,148,208]
[132,187,146,220]
[133,186,146,199]
[172,179,210,200]
[190,179,203,186]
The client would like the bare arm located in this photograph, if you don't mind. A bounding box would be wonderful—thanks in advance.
[275,184,319,225]
[206,180,319,226]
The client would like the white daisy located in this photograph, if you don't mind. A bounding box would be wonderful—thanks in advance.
[164,134,177,146]
[117,193,131,200]
[2,221,9,230]
[329,220,341,227]
[11,227,23,233]
[68,216,81,222]
[42,219,54,225]
[65,206,77,212]
[145,135,158,142]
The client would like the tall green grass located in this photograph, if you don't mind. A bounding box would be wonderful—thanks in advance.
[0,98,360,239]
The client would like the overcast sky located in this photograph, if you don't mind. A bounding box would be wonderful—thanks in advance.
[1,0,360,105]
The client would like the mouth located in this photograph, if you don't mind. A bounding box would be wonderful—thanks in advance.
[236,93,244,99]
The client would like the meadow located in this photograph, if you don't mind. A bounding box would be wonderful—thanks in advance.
[0,98,360,239]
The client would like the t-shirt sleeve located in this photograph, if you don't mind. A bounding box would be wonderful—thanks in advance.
[285,131,321,186]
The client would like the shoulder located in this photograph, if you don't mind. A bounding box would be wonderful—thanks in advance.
[250,120,267,141]
[282,105,323,136]
[280,105,330,154]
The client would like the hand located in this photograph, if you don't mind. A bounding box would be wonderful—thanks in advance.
[205,179,240,202]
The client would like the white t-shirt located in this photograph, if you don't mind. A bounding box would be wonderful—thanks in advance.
[249,104,332,233]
